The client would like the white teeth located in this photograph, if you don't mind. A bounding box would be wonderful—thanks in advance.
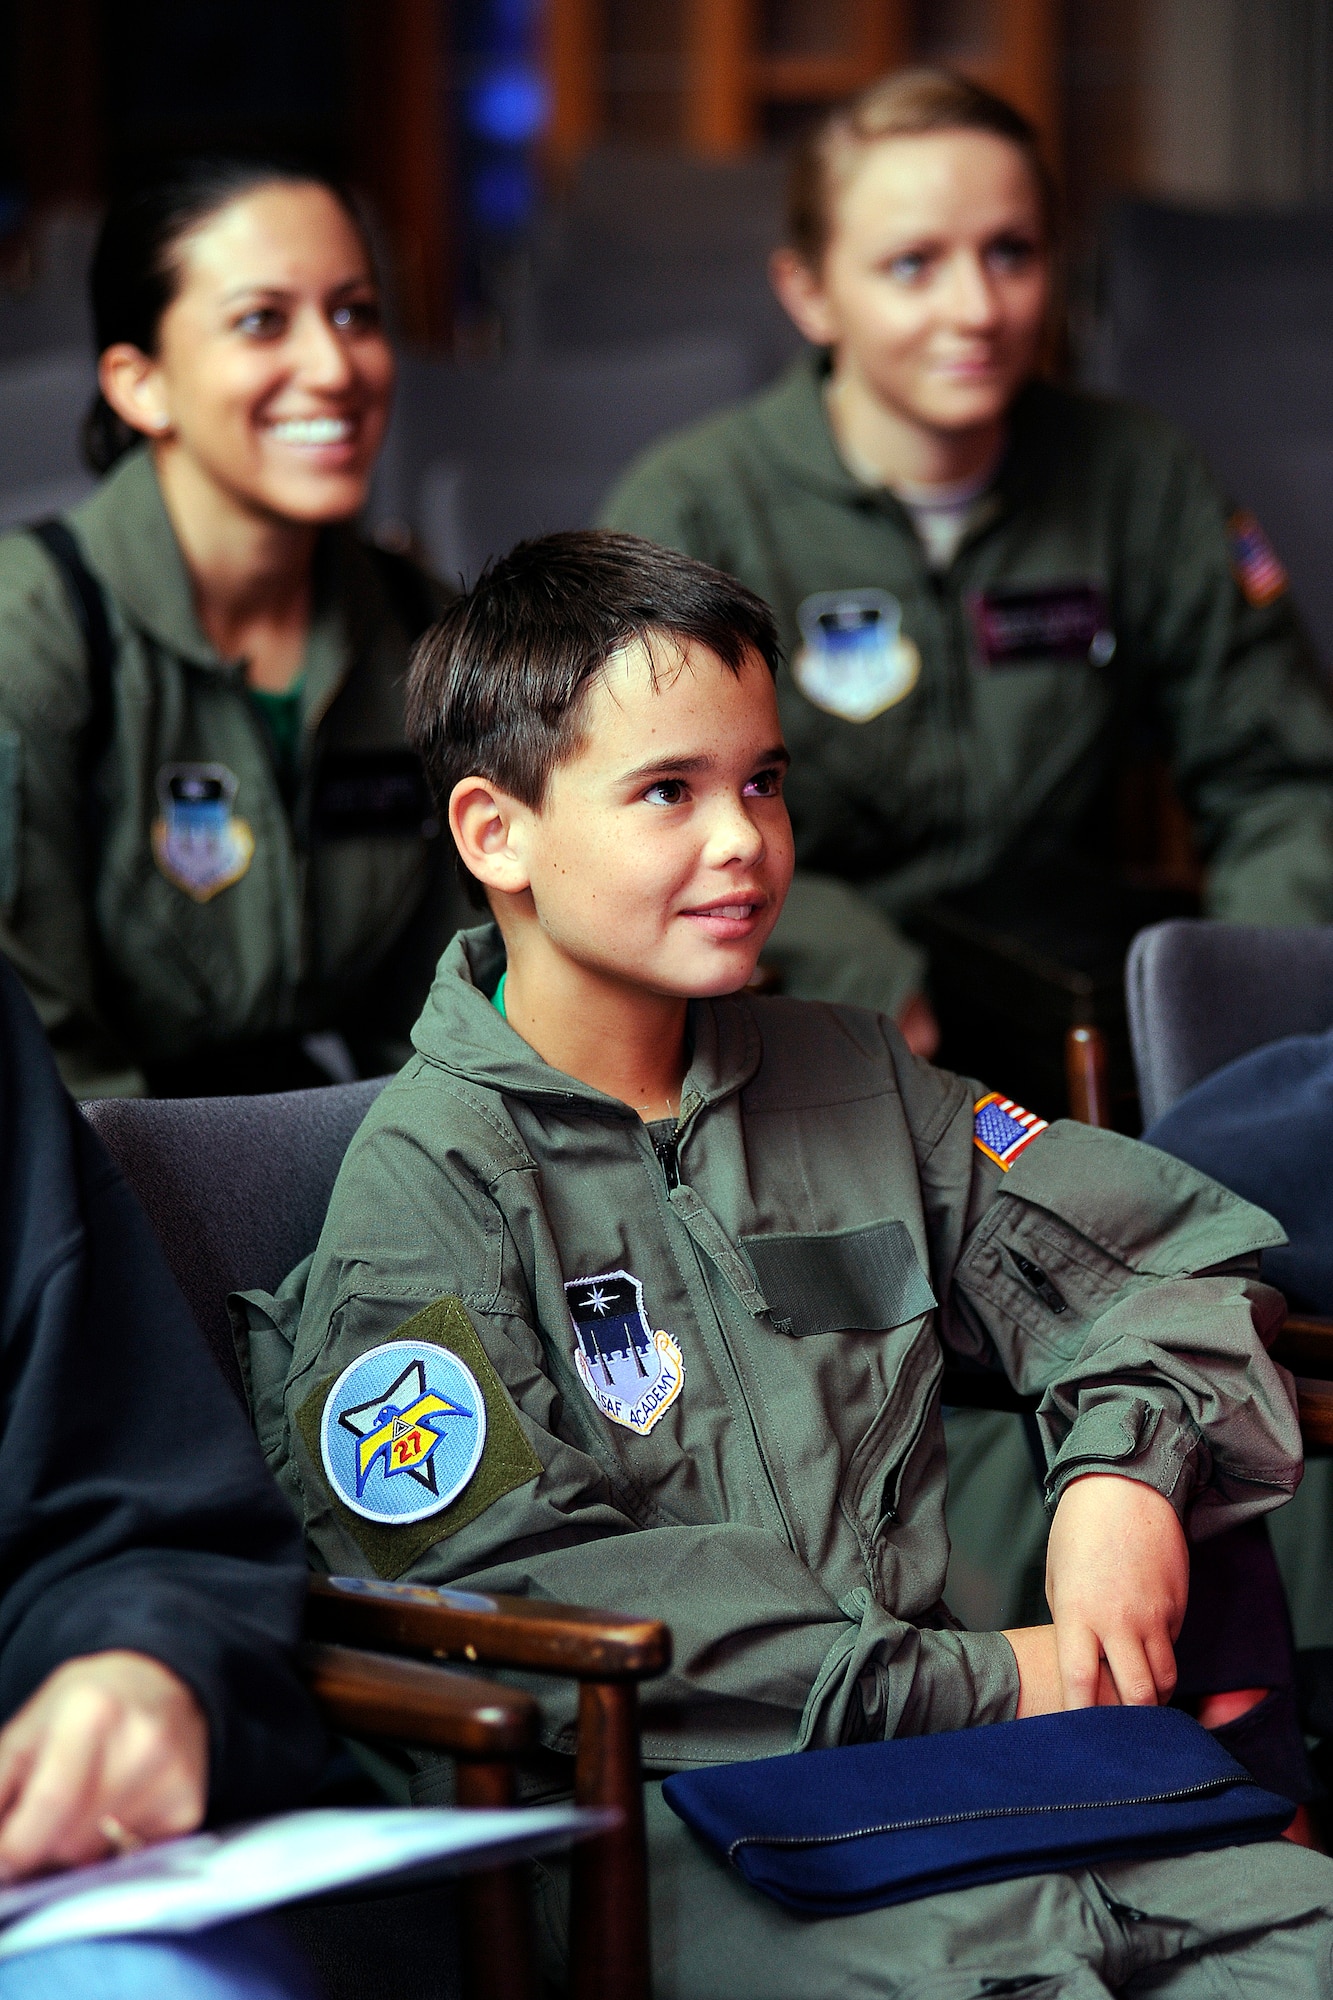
[708,906,753,919]
[269,417,351,444]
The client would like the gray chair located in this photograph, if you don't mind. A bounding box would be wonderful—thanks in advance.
[369,332,755,545]
[1124,918,1333,1445]
[0,346,97,530]
[1125,920,1333,1128]
[80,1079,667,2000]
[83,1078,387,1399]
[419,458,614,586]
[1094,200,1333,670]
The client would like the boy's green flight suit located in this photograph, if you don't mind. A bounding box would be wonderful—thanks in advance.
[241,927,1333,1997]
[598,356,1333,1015]
[0,446,457,1099]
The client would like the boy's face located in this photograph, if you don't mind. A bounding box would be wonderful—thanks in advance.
[508,637,794,999]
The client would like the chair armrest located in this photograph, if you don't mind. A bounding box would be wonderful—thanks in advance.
[1274,1315,1333,1381]
[307,1576,671,1682]
[299,1640,538,1758]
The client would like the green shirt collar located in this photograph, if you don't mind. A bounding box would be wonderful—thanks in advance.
[67,446,357,723]
[414,924,761,1117]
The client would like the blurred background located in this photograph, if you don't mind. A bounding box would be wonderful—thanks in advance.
[1,0,1332,647]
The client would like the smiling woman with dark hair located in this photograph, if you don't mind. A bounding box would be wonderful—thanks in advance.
[0,156,452,1100]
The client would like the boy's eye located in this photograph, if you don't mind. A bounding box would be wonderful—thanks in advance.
[643,779,687,807]
[743,767,784,798]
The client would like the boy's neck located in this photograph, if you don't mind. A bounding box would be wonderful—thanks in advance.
[499,930,689,1123]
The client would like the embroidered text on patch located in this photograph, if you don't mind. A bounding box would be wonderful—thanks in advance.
[566,1268,683,1435]
[973,1093,1048,1171]
[320,1340,486,1524]
[1228,512,1288,608]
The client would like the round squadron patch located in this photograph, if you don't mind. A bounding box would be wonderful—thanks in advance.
[320,1341,487,1524]
[793,588,921,723]
[152,763,255,902]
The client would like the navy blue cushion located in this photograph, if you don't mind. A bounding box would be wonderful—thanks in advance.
[663,1707,1292,1916]
[1143,1029,1333,1312]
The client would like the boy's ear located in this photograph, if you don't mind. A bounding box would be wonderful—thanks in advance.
[449,776,534,899]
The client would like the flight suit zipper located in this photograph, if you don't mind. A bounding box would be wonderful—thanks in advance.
[646,1119,800,1555]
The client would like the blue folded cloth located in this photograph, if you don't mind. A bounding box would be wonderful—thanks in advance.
[663,1706,1294,1916]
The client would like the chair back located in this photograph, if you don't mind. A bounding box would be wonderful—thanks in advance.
[1126,920,1333,1125]
[82,1079,388,1397]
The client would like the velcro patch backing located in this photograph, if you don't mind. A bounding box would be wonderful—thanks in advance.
[296,1294,541,1580]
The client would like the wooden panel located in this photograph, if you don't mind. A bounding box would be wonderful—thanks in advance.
[965,0,1062,169]
[544,0,605,169]
[15,0,103,205]
[350,0,454,347]
[685,0,757,156]
[1275,1317,1333,1381]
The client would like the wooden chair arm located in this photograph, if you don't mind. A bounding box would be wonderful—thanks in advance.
[306,1578,665,2000]
[307,1575,671,1682]
[299,1640,537,1760]
[1066,1024,1111,1126]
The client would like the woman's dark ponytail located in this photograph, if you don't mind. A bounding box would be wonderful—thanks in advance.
[84,155,367,475]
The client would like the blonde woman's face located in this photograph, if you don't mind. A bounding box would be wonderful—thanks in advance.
[790,129,1049,436]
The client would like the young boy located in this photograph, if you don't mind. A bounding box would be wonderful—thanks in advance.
[252,533,1333,1996]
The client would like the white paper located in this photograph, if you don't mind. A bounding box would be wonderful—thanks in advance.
[0,1804,612,1959]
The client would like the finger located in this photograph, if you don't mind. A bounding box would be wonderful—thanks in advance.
[0,1702,108,1876]
[1142,1625,1178,1704]
[99,1715,203,1844]
[1054,1619,1102,1710]
[1101,1631,1161,1708]
[0,1713,41,1831]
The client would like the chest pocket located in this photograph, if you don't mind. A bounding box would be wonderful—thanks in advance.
[741,1218,935,1337]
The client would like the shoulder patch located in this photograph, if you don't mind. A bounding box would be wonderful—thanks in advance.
[1228,511,1288,608]
[296,1296,541,1580]
[974,1093,1048,1170]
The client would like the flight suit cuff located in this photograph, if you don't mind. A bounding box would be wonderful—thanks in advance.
[1043,1396,1203,1523]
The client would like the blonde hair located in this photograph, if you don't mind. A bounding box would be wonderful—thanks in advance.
[785,67,1057,269]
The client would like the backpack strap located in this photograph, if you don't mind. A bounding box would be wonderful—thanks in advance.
[30,518,118,868]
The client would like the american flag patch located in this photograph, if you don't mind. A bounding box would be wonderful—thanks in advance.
[973,1093,1048,1170]
[1228,511,1288,608]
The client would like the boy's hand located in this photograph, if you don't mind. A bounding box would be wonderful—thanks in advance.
[0,1651,208,1879]
[1045,1472,1188,1710]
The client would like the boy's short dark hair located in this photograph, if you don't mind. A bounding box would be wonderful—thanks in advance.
[406,530,781,817]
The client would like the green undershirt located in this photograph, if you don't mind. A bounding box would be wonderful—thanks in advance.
[491,971,507,1019]
[248,680,305,791]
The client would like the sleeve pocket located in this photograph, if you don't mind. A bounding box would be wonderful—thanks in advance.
[741,1218,936,1337]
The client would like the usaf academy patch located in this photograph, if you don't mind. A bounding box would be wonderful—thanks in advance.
[792,589,921,723]
[1228,511,1288,608]
[320,1340,486,1524]
[973,1092,1048,1171]
[566,1269,683,1436]
[152,763,255,902]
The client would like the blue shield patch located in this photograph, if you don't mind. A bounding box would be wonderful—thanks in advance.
[320,1340,487,1524]
[793,588,920,722]
[151,762,255,903]
[565,1268,683,1436]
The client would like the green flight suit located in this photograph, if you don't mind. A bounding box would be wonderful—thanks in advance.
[600,354,1333,1010]
[0,446,457,1098]
[600,352,1333,1650]
[240,926,1333,1996]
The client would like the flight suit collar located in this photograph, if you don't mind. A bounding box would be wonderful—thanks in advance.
[68,446,355,719]
[412,923,763,1115]
[752,350,1058,555]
